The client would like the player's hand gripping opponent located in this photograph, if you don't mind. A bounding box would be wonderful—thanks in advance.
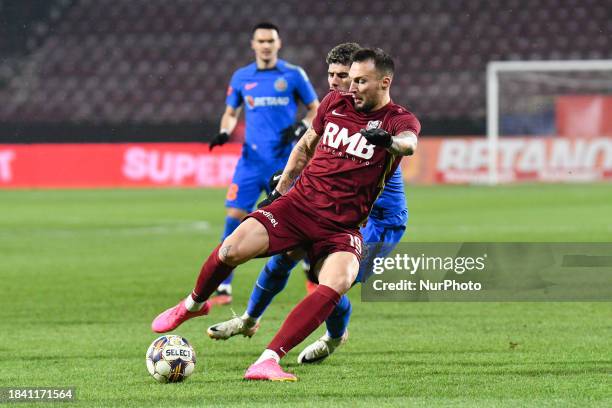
[257,189,281,209]
[268,170,283,191]
[359,128,392,148]
[281,121,308,144]
[256,170,283,208]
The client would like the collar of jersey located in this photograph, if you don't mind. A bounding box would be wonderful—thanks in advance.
[247,59,288,74]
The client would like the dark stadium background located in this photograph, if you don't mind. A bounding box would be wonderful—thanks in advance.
[1,1,611,405]
[1,0,609,143]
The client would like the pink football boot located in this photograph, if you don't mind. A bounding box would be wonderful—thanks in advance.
[208,293,233,306]
[151,300,210,333]
[244,359,297,382]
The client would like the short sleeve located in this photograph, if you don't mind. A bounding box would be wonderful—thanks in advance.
[225,71,243,108]
[312,91,338,135]
[390,111,421,137]
[292,66,318,106]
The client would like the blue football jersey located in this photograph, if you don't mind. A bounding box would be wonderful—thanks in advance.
[370,166,408,227]
[226,59,318,161]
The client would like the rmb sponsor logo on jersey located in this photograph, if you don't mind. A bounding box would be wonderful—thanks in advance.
[245,95,290,109]
[255,209,278,227]
[321,122,375,160]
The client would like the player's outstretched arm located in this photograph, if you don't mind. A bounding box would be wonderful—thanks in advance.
[276,127,321,194]
[302,101,319,128]
[281,101,320,144]
[220,105,242,135]
[389,130,418,156]
[360,128,417,157]
[210,106,242,150]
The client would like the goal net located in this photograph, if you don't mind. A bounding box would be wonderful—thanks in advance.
[486,60,612,184]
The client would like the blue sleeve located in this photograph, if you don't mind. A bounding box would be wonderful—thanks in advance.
[225,71,243,108]
[292,67,318,105]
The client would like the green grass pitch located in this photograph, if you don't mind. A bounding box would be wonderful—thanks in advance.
[0,185,610,407]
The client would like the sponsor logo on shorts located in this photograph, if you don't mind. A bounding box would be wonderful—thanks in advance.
[256,209,278,227]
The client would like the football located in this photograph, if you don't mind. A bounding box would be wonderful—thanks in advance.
[145,335,196,383]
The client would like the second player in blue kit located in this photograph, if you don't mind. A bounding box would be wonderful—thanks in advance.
[207,43,410,364]
[208,22,319,303]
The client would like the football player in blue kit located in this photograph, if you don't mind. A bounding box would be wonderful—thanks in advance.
[207,43,410,364]
[208,22,319,304]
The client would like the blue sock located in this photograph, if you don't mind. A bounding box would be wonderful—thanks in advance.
[220,215,241,285]
[246,254,297,319]
[325,295,352,338]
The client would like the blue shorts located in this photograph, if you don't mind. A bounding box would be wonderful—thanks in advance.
[355,217,406,283]
[225,156,287,213]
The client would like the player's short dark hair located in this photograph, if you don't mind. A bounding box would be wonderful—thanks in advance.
[252,22,280,36]
[352,48,394,77]
[326,42,361,66]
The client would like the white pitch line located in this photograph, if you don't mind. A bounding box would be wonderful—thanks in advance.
[0,221,212,237]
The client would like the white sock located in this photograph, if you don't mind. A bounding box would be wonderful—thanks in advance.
[325,331,343,341]
[184,294,204,312]
[217,283,232,295]
[254,349,280,365]
[241,312,259,327]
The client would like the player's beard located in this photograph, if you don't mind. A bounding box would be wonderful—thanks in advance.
[354,98,376,112]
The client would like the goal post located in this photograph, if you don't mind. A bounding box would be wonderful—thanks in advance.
[486,59,612,185]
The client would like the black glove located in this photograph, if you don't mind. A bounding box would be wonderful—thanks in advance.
[209,131,230,151]
[268,170,283,191]
[360,128,393,148]
[257,189,281,209]
[281,121,308,144]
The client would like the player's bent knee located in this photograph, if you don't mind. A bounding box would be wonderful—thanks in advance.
[327,273,355,294]
[317,252,359,295]
[322,277,352,295]
[217,244,246,266]
[218,218,269,266]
